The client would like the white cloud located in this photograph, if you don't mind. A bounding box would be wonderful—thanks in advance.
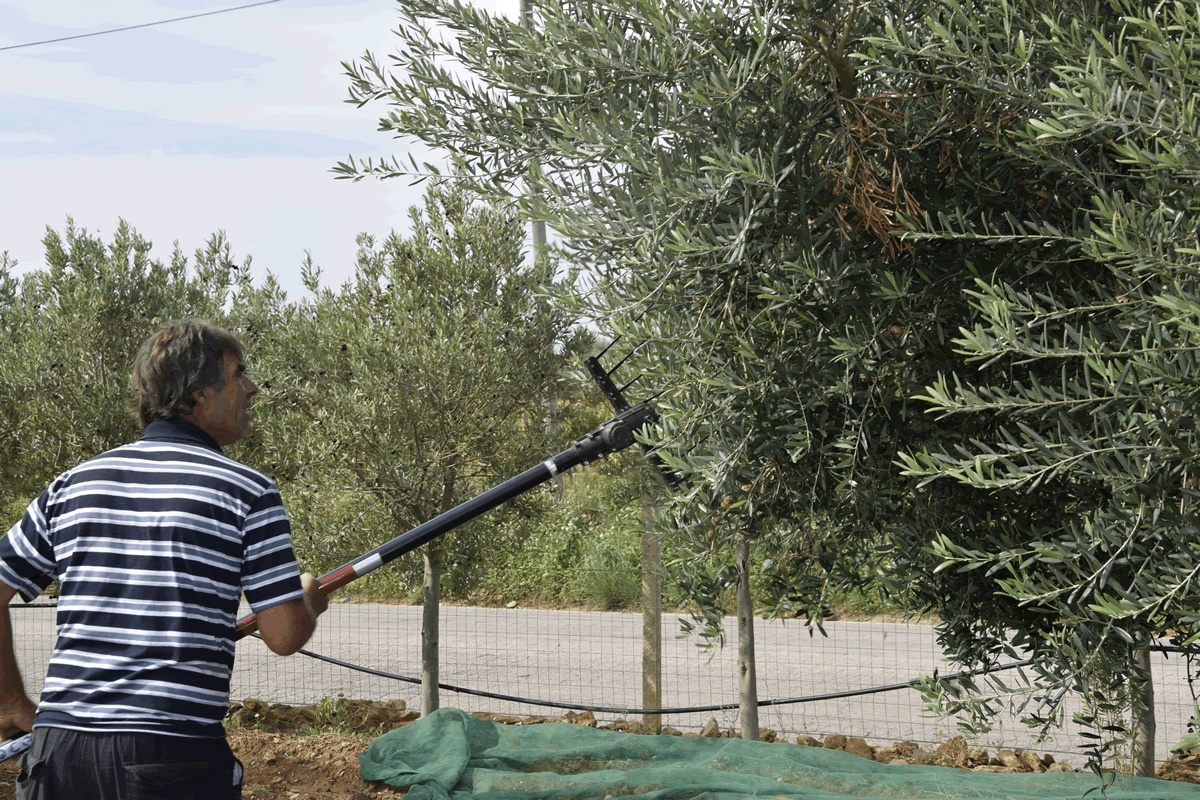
[0,0,535,298]
[0,0,443,298]
[0,133,56,143]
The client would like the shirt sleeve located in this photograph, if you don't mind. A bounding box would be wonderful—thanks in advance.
[240,483,305,613]
[0,491,58,603]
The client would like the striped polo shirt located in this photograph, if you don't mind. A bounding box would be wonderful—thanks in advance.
[0,419,305,738]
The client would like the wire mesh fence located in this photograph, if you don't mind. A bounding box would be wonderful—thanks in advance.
[11,594,1198,764]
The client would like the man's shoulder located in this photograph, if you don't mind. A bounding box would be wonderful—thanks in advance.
[72,437,276,496]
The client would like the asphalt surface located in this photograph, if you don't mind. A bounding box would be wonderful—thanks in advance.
[11,601,1195,758]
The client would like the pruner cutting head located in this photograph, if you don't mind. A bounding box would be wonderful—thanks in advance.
[584,349,679,488]
[571,402,658,465]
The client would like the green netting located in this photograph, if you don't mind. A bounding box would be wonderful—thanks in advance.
[359,708,1200,800]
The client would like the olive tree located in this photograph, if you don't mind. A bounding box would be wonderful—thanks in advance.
[335,0,1200,768]
[0,219,239,518]
[335,0,988,741]
[233,184,579,715]
[871,0,1200,773]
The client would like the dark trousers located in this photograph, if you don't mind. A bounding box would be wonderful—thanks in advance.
[16,727,242,800]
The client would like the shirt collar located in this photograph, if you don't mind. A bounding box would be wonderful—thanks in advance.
[142,418,223,452]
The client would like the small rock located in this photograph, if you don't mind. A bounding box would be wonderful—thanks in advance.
[1015,749,1045,773]
[1048,762,1075,773]
[935,736,969,767]
[360,708,388,728]
[974,765,1019,773]
[242,698,268,712]
[874,747,900,762]
[823,734,848,750]
[662,726,683,736]
[966,747,989,767]
[505,600,518,609]
[844,738,875,760]
[557,710,598,728]
[997,750,1023,770]
[908,748,933,765]
[700,718,720,738]
[795,735,822,748]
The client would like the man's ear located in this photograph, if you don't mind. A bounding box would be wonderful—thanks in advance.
[189,385,213,419]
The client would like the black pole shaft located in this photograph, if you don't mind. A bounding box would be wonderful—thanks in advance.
[235,403,656,640]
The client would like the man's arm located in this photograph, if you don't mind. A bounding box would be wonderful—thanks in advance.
[255,573,329,656]
[0,581,35,738]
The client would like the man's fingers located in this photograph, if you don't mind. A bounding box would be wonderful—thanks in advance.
[299,572,329,617]
[0,697,36,736]
[0,713,32,739]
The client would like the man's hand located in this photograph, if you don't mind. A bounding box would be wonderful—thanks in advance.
[258,572,328,655]
[0,581,33,739]
[300,573,329,622]
[0,693,35,739]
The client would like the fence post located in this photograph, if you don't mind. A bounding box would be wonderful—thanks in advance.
[641,484,662,733]
[421,540,442,717]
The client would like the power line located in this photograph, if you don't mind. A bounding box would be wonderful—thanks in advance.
[0,0,284,52]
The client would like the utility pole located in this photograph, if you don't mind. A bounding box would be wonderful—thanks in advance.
[522,0,561,494]
[521,0,548,267]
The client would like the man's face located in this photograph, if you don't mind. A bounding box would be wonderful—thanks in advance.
[191,352,259,447]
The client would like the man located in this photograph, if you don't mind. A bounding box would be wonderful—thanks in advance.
[0,318,328,799]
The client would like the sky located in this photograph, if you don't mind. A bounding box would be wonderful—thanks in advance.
[0,0,518,299]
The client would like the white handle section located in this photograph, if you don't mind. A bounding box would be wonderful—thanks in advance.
[353,552,384,577]
[0,733,30,762]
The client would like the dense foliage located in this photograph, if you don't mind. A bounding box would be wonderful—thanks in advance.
[335,0,1200,768]
[230,185,580,591]
[0,220,240,516]
[876,0,1200,766]
[0,189,594,602]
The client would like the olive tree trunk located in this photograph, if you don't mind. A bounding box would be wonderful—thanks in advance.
[420,469,457,718]
[641,486,662,733]
[420,539,442,717]
[1129,645,1156,777]
[736,531,759,740]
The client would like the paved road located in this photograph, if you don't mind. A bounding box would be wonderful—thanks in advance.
[11,601,1194,759]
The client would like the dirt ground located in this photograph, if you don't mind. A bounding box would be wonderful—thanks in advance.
[0,727,396,799]
[3,708,1200,798]
[227,727,398,799]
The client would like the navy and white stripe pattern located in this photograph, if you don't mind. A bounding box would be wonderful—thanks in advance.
[0,419,304,738]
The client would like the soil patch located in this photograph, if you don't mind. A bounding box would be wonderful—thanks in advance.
[0,729,394,800]
[4,707,1200,796]
[228,728,396,799]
